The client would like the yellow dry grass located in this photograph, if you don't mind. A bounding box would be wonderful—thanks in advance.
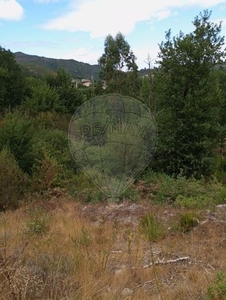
[0,196,226,300]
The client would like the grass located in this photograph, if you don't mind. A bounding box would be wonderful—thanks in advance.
[0,171,226,299]
[0,189,226,300]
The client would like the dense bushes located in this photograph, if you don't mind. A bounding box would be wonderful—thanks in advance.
[0,148,28,210]
[141,170,226,209]
[0,112,35,173]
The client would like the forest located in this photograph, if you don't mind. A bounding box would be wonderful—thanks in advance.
[0,10,226,300]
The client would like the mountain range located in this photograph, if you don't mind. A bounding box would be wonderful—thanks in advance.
[14,52,150,80]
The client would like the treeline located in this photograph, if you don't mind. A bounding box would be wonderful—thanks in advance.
[0,10,226,210]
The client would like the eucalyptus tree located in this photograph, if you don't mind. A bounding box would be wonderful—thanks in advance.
[98,32,139,96]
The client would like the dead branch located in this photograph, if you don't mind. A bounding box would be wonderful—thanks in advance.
[143,256,190,268]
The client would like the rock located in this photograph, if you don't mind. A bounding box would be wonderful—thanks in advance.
[216,204,226,211]
[121,287,133,297]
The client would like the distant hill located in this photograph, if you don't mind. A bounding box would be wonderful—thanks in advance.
[14,52,101,80]
[14,52,151,80]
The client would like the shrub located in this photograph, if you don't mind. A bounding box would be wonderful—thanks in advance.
[141,170,226,208]
[0,112,35,173]
[22,79,64,114]
[174,194,213,209]
[31,151,61,192]
[32,128,75,172]
[0,148,28,210]
[32,111,71,131]
[139,213,165,242]
[176,212,199,233]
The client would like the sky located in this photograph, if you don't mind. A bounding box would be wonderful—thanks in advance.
[1,0,226,70]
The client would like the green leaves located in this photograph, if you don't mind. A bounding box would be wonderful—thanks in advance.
[0,47,25,112]
[98,32,139,96]
[153,10,225,178]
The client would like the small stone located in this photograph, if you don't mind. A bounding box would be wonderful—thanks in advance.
[121,287,133,297]
[216,204,226,210]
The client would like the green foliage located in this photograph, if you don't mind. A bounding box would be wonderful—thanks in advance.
[0,148,28,210]
[45,69,84,113]
[68,171,102,202]
[31,128,78,192]
[0,47,25,113]
[98,32,139,96]
[32,128,76,172]
[120,184,140,202]
[0,112,35,173]
[174,194,213,209]
[141,170,226,208]
[22,77,64,114]
[206,272,226,300]
[15,51,101,80]
[139,213,165,242]
[152,10,225,178]
[139,61,155,112]
[176,212,199,233]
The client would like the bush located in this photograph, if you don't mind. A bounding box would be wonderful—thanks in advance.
[31,151,61,192]
[141,170,226,209]
[0,148,28,210]
[176,212,199,233]
[22,79,64,114]
[0,112,35,173]
[139,213,165,242]
[32,111,71,131]
[32,128,75,171]
[174,194,211,209]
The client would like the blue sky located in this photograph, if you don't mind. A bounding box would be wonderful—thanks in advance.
[1,0,226,70]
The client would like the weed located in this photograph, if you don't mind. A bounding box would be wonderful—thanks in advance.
[206,272,226,300]
[176,212,199,233]
[139,213,165,242]
[71,226,92,248]
[26,208,50,236]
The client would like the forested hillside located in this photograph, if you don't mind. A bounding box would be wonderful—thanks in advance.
[14,51,151,79]
[14,51,102,80]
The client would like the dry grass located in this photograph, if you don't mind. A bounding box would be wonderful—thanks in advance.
[0,195,226,300]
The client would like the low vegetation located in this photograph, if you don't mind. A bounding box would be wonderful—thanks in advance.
[1,186,226,299]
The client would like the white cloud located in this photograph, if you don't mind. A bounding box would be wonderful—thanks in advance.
[47,46,103,65]
[41,0,226,37]
[0,0,24,21]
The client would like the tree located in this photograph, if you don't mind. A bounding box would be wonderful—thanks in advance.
[152,10,225,178]
[22,77,64,114]
[0,46,25,113]
[98,32,139,96]
[45,69,84,113]
[140,53,156,111]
